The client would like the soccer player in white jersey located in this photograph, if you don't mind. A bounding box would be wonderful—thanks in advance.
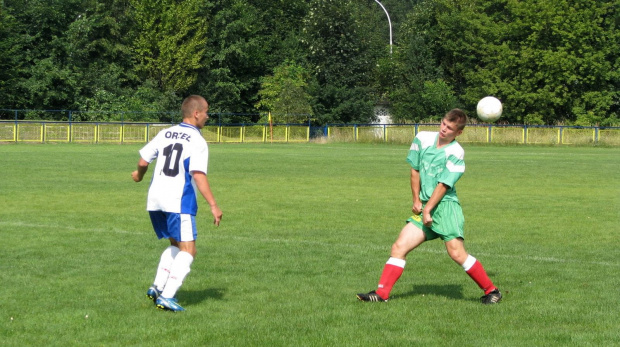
[357,109,502,304]
[132,95,223,312]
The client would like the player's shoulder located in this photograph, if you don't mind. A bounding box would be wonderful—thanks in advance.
[445,141,465,159]
[154,124,181,137]
[414,131,438,147]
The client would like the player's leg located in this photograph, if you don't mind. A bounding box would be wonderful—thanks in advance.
[157,214,197,311]
[444,238,501,304]
[148,244,180,301]
[357,222,426,302]
[147,211,178,302]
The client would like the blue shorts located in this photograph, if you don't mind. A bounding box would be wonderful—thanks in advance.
[149,211,197,242]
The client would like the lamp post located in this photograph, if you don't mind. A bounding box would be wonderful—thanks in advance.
[374,0,392,55]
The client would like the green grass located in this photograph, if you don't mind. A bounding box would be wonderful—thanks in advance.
[1,142,619,346]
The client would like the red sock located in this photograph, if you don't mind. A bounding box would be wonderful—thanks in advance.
[375,258,405,300]
[465,260,496,294]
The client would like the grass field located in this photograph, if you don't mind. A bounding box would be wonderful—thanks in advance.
[1,142,619,346]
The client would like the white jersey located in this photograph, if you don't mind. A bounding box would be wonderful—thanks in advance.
[139,123,208,215]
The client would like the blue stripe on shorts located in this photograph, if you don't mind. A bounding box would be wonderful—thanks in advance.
[148,211,197,242]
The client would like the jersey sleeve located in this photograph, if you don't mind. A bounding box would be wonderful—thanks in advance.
[188,141,209,174]
[406,135,422,170]
[139,134,160,163]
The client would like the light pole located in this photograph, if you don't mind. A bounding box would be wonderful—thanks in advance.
[374,0,392,55]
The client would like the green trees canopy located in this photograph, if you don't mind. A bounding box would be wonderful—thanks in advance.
[0,0,617,125]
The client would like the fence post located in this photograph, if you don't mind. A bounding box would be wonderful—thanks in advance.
[13,110,18,142]
[595,127,599,143]
[120,112,124,144]
[68,111,73,143]
[383,124,387,142]
[286,124,291,143]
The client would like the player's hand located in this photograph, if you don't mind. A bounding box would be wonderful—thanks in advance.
[412,201,423,215]
[422,211,433,227]
[210,205,223,226]
[131,170,142,182]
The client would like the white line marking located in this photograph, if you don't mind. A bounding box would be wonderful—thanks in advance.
[0,221,137,234]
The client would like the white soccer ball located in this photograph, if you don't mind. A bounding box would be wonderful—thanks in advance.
[476,96,503,122]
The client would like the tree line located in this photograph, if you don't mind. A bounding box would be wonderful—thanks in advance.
[0,0,617,125]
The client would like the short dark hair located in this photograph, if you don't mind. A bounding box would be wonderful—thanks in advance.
[181,95,207,119]
[445,109,467,130]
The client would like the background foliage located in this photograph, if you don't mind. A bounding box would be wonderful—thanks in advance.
[0,0,617,125]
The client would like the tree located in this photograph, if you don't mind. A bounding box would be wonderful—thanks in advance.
[2,0,83,112]
[195,0,311,123]
[129,0,208,95]
[0,4,22,108]
[302,0,379,124]
[0,0,616,126]
[387,1,459,122]
[195,0,267,121]
[255,61,313,123]
[392,0,618,125]
[485,0,619,125]
[62,1,150,117]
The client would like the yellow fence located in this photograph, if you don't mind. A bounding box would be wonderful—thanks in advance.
[327,124,620,146]
[0,121,311,144]
[1,121,619,146]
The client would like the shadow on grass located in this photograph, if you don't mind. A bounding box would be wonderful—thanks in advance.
[391,284,465,301]
[181,287,226,305]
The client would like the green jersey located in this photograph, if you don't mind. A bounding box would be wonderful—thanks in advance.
[406,131,465,203]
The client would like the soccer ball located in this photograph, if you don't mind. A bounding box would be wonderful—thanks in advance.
[476,96,503,122]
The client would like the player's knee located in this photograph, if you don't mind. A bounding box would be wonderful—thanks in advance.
[448,249,467,264]
[391,241,408,257]
[186,248,197,258]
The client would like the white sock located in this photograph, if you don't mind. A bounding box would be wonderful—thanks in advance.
[161,251,194,299]
[153,246,180,291]
[386,257,406,268]
[462,255,476,271]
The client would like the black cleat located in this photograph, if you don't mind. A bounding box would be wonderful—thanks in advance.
[480,289,502,304]
[356,290,387,302]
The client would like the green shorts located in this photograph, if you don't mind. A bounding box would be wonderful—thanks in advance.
[406,201,465,242]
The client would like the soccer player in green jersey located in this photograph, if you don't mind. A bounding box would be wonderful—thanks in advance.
[357,109,502,304]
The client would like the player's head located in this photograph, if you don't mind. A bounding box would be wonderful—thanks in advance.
[444,108,467,131]
[181,95,209,129]
[438,109,467,142]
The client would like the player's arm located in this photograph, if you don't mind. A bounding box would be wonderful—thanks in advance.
[422,183,449,227]
[132,158,150,182]
[192,171,223,226]
[410,168,422,215]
